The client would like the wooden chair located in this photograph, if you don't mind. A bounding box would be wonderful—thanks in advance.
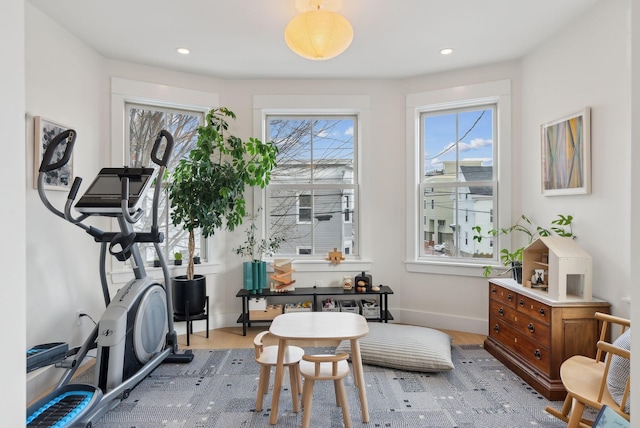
[253,331,304,412]
[545,312,630,428]
[299,353,352,428]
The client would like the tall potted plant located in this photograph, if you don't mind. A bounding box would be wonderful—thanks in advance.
[168,107,278,315]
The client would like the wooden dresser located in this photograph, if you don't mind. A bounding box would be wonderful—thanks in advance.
[484,279,610,400]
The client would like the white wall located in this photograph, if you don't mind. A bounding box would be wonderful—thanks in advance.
[24,0,635,415]
[25,3,108,402]
[520,0,631,318]
[629,0,639,416]
[2,0,25,425]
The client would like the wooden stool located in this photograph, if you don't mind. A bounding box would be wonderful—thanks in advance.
[299,353,352,428]
[253,331,304,412]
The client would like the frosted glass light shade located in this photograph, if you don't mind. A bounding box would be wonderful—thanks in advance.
[284,9,353,60]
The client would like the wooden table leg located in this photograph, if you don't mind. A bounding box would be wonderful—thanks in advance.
[350,338,369,422]
[269,338,287,425]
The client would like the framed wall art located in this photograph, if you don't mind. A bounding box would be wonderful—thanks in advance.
[540,107,591,196]
[34,116,73,191]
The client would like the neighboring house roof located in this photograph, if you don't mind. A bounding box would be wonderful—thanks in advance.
[460,165,493,196]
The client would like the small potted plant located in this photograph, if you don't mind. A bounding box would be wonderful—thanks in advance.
[473,214,575,283]
[173,252,183,266]
[233,208,286,293]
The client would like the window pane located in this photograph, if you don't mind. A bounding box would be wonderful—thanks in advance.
[423,108,494,181]
[267,115,358,257]
[127,104,203,263]
[421,184,494,260]
[268,187,357,257]
[420,105,496,260]
[269,118,312,184]
[311,119,354,184]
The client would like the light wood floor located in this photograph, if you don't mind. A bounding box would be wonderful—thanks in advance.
[177,325,487,350]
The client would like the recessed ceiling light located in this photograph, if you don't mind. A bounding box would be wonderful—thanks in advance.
[176,47,190,55]
[440,48,453,55]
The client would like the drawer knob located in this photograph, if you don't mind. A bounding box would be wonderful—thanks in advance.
[539,308,546,316]
[519,299,525,307]
[491,287,497,294]
[534,349,542,360]
[507,294,513,301]
[493,324,500,333]
[498,307,505,316]
[528,323,535,333]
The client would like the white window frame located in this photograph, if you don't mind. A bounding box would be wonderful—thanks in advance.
[109,78,220,284]
[253,94,372,273]
[405,80,512,276]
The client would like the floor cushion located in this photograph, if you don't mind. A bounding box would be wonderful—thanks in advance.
[606,328,631,413]
[335,322,454,372]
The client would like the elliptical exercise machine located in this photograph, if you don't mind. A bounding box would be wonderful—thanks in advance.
[27,129,193,427]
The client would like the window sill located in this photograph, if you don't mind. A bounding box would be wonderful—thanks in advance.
[267,258,373,273]
[405,259,490,277]
[110,262,223,285]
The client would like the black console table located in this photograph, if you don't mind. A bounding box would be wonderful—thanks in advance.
[236,286,394,336]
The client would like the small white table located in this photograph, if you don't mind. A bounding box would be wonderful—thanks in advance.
[268,311,370,425]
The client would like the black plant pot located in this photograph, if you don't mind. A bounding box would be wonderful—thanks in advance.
[512,261,523,284]
[171,274,206,316]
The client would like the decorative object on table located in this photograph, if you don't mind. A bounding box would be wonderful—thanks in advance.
[234,207,286,294]
[342,275,352,290]
[523,236,592,300]
[326,247,345,264]
[371,284,380,292]
[541,107,591,196]
[168,107,278,312]
[173,251,183,266]
[532,269,545,285]
[473,213,575,283]
[354,271,372,292]
[33,116,73,191]
[269,258,296,292]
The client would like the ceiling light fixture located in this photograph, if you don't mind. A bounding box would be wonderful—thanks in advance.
[284,1,353,60]
[176,47,190,55]
[440,48,453,55]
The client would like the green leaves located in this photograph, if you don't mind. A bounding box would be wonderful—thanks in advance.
[473,214,576,278]
[167,107,278,279]
[233,208,286,261]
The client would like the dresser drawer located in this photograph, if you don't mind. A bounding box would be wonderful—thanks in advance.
[489,299,517,323]
[489,317,550,375]
[510,313,550,348]
[489,284,517,308]
[516,294,551,325]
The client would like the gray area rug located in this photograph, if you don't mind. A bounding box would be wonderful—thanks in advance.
[84,345,571,427]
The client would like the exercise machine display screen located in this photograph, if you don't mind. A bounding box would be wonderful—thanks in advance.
[75,167,156,214]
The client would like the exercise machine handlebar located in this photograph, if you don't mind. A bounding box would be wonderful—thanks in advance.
[38,129,76,174]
